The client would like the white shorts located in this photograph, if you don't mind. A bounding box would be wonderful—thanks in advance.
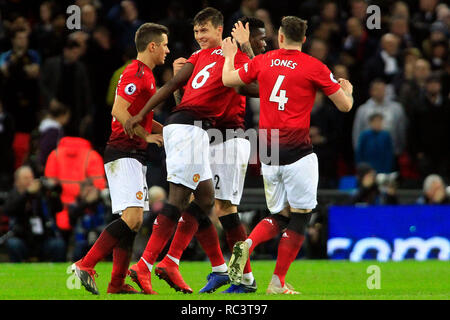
[104,158,149,215]
[209,138,251,205]
[261,153,318,214]
[163,124,212,190]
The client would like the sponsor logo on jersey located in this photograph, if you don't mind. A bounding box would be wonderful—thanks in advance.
[125,83,137,95]
[193,174,200,183]
[136,191,143,200]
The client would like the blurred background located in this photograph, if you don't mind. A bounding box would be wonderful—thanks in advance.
[0,0,449,263]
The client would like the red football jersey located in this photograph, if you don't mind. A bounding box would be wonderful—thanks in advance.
[174,46,249,123]
[238,49,341,164]
[108,60,155,151]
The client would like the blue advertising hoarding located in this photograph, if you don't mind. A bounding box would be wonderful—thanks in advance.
[327,205,450,261]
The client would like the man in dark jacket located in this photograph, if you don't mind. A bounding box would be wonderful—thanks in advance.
[2,166,66,262]
[39,39,92,137]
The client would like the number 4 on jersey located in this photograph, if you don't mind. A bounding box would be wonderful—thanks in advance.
[270,75,288,111]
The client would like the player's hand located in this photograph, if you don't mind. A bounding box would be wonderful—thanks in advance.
[222,37,238,58]
[338,78,353,95]
[124,114,143,138]
[173,57,187,75]
[146,133,164,147]
[231,21,250,45]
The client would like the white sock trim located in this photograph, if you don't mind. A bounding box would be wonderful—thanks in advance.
[212,263,227,273]
[167,254,180,265]
[241,272,254,285]
[140,257,153,272]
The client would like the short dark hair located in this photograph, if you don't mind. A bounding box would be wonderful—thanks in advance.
[135,22,169,52]
[280,16,307,43]
[238,16,265,34]
[193,7,223,27]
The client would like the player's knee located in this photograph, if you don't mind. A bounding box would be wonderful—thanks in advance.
[215,200,236,217]
[121,208,144,232]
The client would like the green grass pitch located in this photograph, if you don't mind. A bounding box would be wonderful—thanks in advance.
[0,260,448,300]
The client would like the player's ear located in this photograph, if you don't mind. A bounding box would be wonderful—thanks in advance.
[147,42,156,52]
[302,36,307,44]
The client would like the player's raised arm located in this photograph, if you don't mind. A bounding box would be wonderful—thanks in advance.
[222,37,246,87]
[328,78,354,112]
[232,21,255,59]
[123,62,194,137]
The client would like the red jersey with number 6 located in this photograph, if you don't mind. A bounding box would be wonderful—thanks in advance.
[174,46,249,123]
[238,49,341,164]
[108,60,155,151]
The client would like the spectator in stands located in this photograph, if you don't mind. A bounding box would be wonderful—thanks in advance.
[351,163,398,205]
[69,179,110,261]
[157,1,194,59]
[0,99,15,191]
[353,79,407,160]
[107,0,143,50]
[356,113,395,174]
[417,174,450,204]
[81,3,98,34]
[309,1,343,58]
[44,129,106,240]
[3,166,66,262]
[398,58,431,118]
[363,33,402,100]
[83,26,122,150]
[389,15,416,50]
[408,73,450,179]
[31,1,59,61]
[0,27,41,168]
[411,0,439,46]
[310,91,342,188]
[40,39,92,137]
[37,100,70,170]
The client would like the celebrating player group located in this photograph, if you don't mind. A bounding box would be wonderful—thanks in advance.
[71,7,353,295]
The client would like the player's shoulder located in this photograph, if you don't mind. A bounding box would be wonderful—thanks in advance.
[122,60,153,81]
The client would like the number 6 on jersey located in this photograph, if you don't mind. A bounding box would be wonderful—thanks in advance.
[270,75,288,111]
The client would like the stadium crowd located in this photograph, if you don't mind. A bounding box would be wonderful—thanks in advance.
[0,0,449,263]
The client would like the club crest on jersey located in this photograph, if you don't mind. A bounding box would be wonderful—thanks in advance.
[193,174,200,183]
[136,191,144,200]
[125,83,137,95]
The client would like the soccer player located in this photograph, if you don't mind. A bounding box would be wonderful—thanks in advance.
[124,7,251,294]
[202,16,266,294]
[221,16,354,294]
[71,23,168,295]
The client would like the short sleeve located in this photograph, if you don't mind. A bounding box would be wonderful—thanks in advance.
[186,50,201,66]
[234,50,251,69]
[116,70,142,104]
[311,62,341,96]
[238,54,262,85]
